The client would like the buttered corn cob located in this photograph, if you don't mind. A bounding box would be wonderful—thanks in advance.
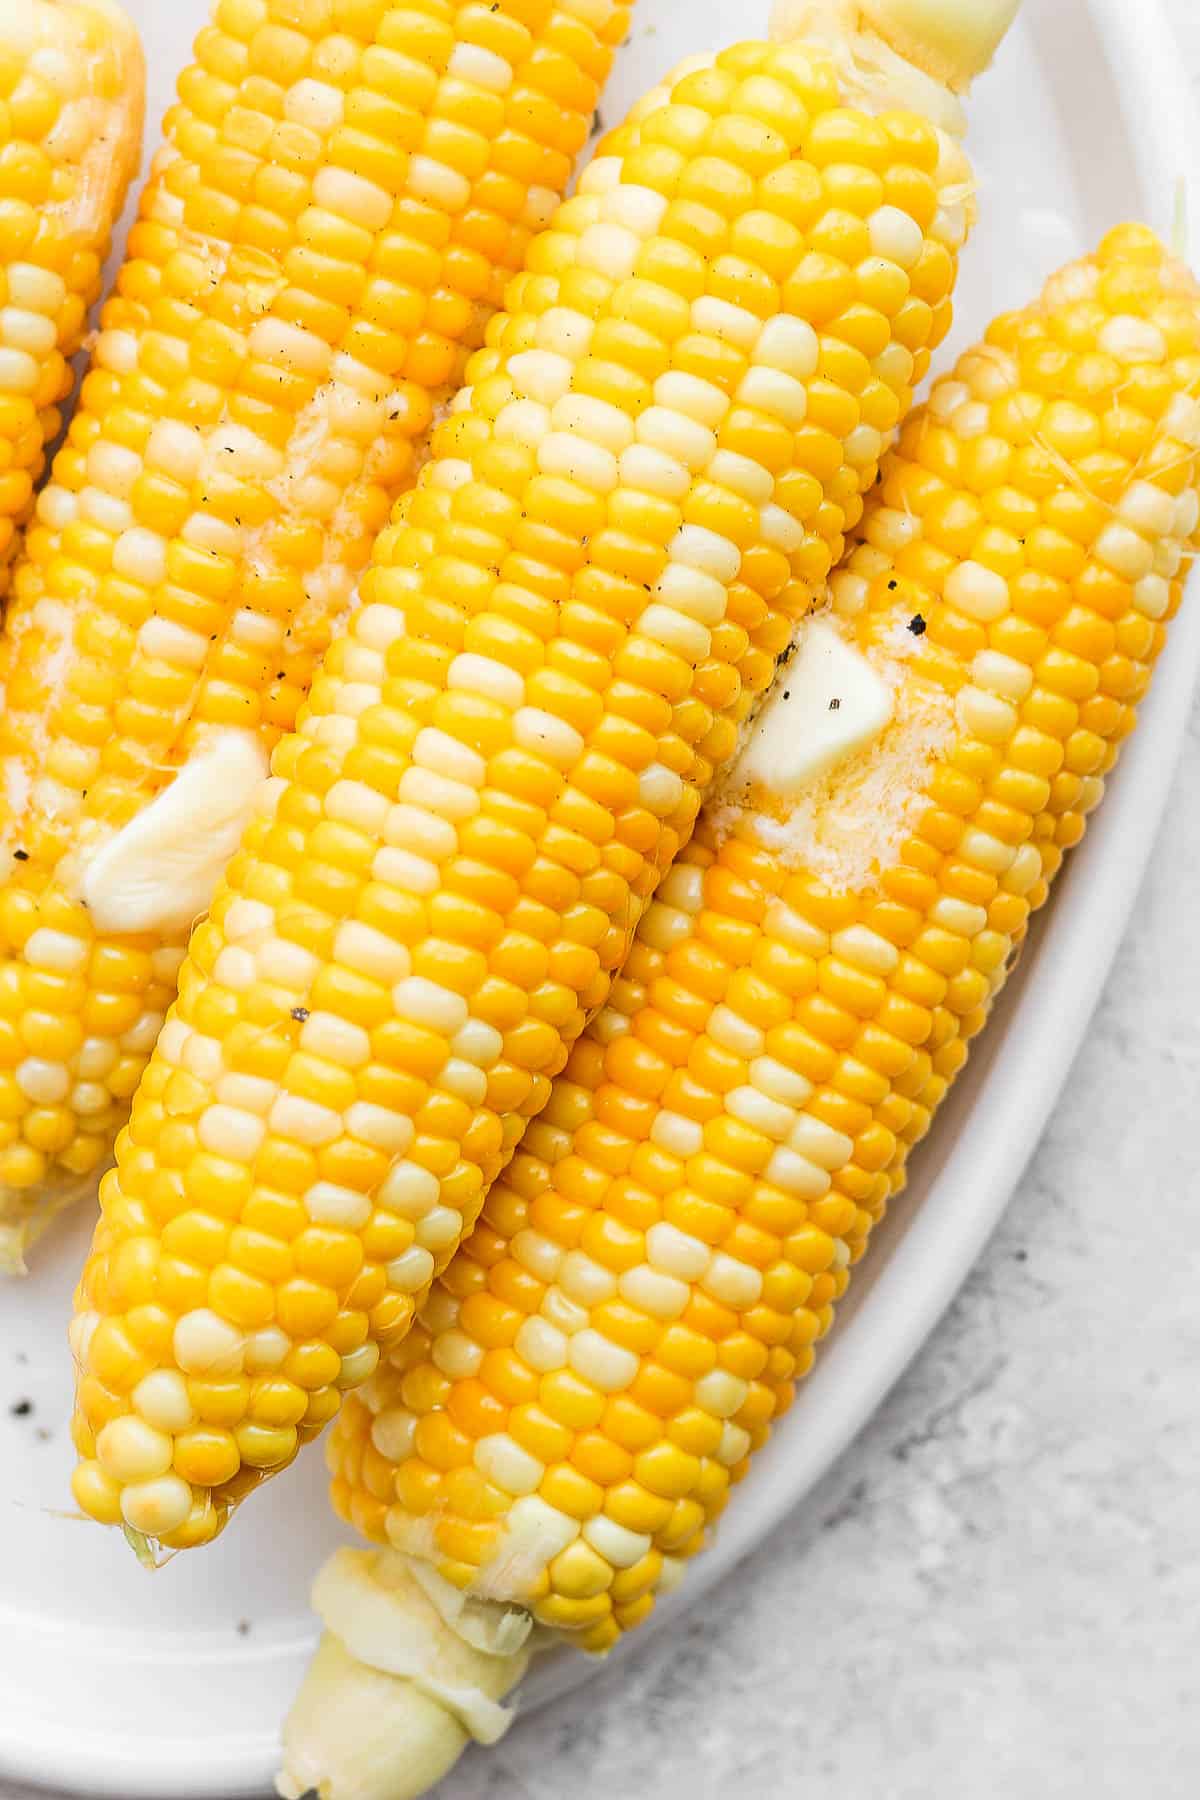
[69,0,1017,1551]
[0,0,630,1264]
[280,224,1200,1800]
[0,0,142,594]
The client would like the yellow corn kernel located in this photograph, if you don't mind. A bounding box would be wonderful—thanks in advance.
[1,0,632,1268]
[322,228,1200,1659]
[72,29,975,1548]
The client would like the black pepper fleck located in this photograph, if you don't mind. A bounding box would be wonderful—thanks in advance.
[13,849,27,861]
[783,690,790,701]
[829,697,841,711]
[908,613,927,637]
[887,579,898,591]
[9,1398,32,1418]
[291,1006,310,1023]
[236,1619,252,1637]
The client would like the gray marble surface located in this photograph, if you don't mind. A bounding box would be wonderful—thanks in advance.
[7,5,1200,1799]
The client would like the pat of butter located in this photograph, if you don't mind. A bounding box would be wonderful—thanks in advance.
[733,619,895,797]
[79,732,271,936]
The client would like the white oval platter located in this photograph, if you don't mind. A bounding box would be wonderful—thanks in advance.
[0,0,1197,1792]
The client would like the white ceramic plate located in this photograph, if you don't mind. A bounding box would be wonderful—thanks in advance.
[1,0,1197,1793]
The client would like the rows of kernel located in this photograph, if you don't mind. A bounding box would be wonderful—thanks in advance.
[0,0,628,1205]
[69,41,972,1545]
[327,232,1200,1649]
[0,0,138,593]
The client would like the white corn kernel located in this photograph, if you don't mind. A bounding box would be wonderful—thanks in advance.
[539,430,620,493]
[568,1329,639,1392]
[654,371,729,429]
[447,652,524,707]
[702,1253,762,1310]
[831,924,900,976]
[788,1114,854,1169]
[764,900,830,956]
[132,1371,193,1434]
[513,707,584,769]
[957,684,1019,744]
[717,1423,752,1468]
[23,928,87,972]
[583,1515,653,1569]
[1133,572,1171,619]
[303,1182,372,1229]
[1098,315,1168,364]
[577,220,641,279]
[692,297,762,351]
[378,1161,439,1220]
[707,447,773,504]
[392,976,468,1034]
[726,1085,794,1141]
[371,1408,417,1462]
[708,1005,764,1057]
[646,1221,710,1282]
[475,1433,545,1497]
[551,392,635,452]
[345,1102,413,1155]
[1094,521,1154,581]
[386,1246,436,1294]
[649,1110,704,1157]
[972,649,1034,701]
[693,1369,749,1420]
[618,441,692,498]
[655,560,728,625]
[765,1146,831,1198]
[508,348,573,405]
[558,1250,619,1306]
[1118,481,1176,537]
[618,1263,689,1319]
[737,365,808,426]
[447,42,512,91]
[197,1104,265,1161]
[16,1059,69,1104]
[944,560,1010,621]
[415,1206,464,1254]
[432,1330,484,1380]
[121,1476,193,1539]
[267,1094,342,1146]
[929,896,989,938]
[755,314,820,377]
[750,1054,813,1108]
[867,205,924,267]
[173,1310,244,1375]
[634,405,716,472]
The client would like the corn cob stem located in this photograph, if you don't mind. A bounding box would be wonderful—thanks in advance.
[0,0,630,1264]
[70,16,986,1550]
[284,226,1200,1800]
[278,1549,531,1800]
[772,0,1021,92]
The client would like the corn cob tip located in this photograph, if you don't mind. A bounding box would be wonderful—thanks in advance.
[0,1166,103,1276]
[771,0,1020,92]
[57,0,146,237]
[0,1224,28,1277]
[279,1550,532,1800]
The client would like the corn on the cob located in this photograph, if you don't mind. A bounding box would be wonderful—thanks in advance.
[0,1,143,595]
[68,0,1016,1551]
[279,225,1200,1800]
[0,0,631,1266]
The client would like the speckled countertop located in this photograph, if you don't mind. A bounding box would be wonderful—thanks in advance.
[7,5,1200,1799]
